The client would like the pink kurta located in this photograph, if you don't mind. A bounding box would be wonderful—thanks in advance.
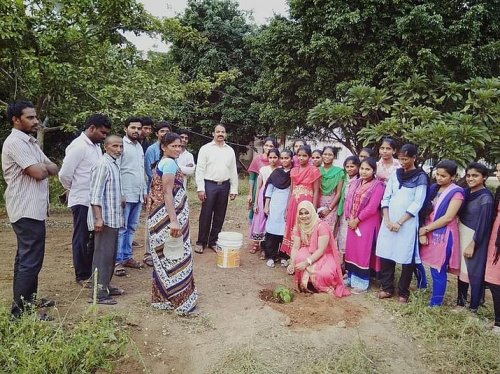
[420,186,463,273]
[281,165,321,255]
[293,221,350,297]
[344,181,385,276]
[485,202,500,285]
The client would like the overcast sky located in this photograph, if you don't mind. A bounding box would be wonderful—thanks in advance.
[125,0,289,52]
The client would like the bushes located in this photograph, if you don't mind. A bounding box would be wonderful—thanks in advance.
[0,305,128,373]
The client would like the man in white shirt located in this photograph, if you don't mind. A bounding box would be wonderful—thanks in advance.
[195,124,238,254]
[115,117,147,276]
[177,129,196,189]
[59,114,111,287]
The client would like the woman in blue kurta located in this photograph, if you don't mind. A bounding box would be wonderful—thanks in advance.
[375,144,428,302]
[457,162,494,312]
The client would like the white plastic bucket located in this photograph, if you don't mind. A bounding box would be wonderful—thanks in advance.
[216,231,243,268]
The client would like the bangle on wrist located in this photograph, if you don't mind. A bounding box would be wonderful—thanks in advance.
[306,257,313,266]
[396,221,403,226]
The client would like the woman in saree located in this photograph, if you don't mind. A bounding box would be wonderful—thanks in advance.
[344,158,385,293]
[281,145,321,257]
[147,132,198,315]
[247,137,278,221]
[375,144,428,303]
[457,162,494,312]
[485,162,500,333]
[419,160,464,307]
[286,201,350,297]
[249,148,280,255]
[318,146,345,231]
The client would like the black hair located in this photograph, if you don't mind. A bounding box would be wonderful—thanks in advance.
[280,149,294,167]
[152,132,181,169]
[268,147,280,158]
[155,121,172,133]
[322,146,339,158]
[399,144,418,158]
[178,128,190,137]
[359,147,375,158]
[466,162,489,178]
[361,157,378,174]
[435,160,458,177]
[84,113,112,130]
[380,137,398,150]
[263,136,278,148]
[7,100,34,125]
[141,116,154,127]
[344,155,361,168]
[312,149,323,156]
[214,123,227,131]
[296,144,312,157]
[292,139,307,149]
[124,116,143,127]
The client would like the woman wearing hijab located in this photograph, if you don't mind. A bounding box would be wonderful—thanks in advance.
[286,201,350,297]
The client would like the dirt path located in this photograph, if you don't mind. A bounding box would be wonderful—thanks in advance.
[0,196,432,373]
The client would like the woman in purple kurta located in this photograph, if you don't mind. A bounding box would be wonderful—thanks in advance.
[344,158,385,293]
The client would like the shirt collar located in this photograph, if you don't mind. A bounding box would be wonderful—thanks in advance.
[12,128,37,144]
[209,140,227,147]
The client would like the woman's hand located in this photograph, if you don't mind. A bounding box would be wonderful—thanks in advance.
[254,205,259,214]
[384,218,393,230]
[263,206,269,216]
[418,227,428,237]
[319,208,330,218]
[348,218,359,230]
[286,264,295,275]
[247,195,252,209]
[463,244,475,259]
[294,261,308,271]
[169,221,181,238]
[419,235,428,246]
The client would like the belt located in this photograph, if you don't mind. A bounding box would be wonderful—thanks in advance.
[204,179,229,185]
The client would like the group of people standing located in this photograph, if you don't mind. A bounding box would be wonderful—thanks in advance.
[2,99,499,331]
[247,137,499,332]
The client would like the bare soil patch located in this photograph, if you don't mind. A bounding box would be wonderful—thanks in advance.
[0,195,432,374]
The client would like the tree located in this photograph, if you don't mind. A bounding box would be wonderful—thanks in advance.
[253,0,499,140]
[162,0,263,152]
[308,75,499,166]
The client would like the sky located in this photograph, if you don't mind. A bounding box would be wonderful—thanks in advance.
[124,0,289,52]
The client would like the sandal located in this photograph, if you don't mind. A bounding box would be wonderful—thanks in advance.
[108,287,125,296]
[114,264,127,277]
[143,255,153,267]
[266,259,275,268]
[89,297,117,305]
[123,258,143,269]
[249,242,259,254]
[259,251,266,260]
[194,245,204,254]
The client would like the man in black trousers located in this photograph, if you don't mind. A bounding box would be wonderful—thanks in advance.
[194,124,238,253]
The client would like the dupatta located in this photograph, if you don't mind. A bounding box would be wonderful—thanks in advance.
[344,178,385,219]
[291,165,321,186]
[427,183,464,243]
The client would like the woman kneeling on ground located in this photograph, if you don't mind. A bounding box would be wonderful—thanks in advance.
[287,201,350,297]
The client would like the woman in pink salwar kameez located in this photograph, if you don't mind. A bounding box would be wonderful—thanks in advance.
[287,201,350,297]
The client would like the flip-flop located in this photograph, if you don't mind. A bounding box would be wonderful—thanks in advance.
[123,258,143,269]
[88,297,117,305]
[194,245,204,254]
[114,265,127,277]
[143,256,153,267]
[108,287,125,296]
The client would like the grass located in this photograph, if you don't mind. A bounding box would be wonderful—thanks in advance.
[300,340,378,374]
[209,346,277,374]
[0,304,129,374]
[387,288,500,373]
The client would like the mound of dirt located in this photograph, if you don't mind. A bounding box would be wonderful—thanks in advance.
[259,286,365,329]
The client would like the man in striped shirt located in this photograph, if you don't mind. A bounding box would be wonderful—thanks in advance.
[87,135,124,304]
[2,100,59,318]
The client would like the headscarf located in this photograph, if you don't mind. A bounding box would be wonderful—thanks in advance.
[296,201,320,242]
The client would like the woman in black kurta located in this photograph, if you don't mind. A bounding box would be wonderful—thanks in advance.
[457,163,494,311]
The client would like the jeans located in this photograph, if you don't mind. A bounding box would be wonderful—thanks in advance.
[116,202,142,264]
